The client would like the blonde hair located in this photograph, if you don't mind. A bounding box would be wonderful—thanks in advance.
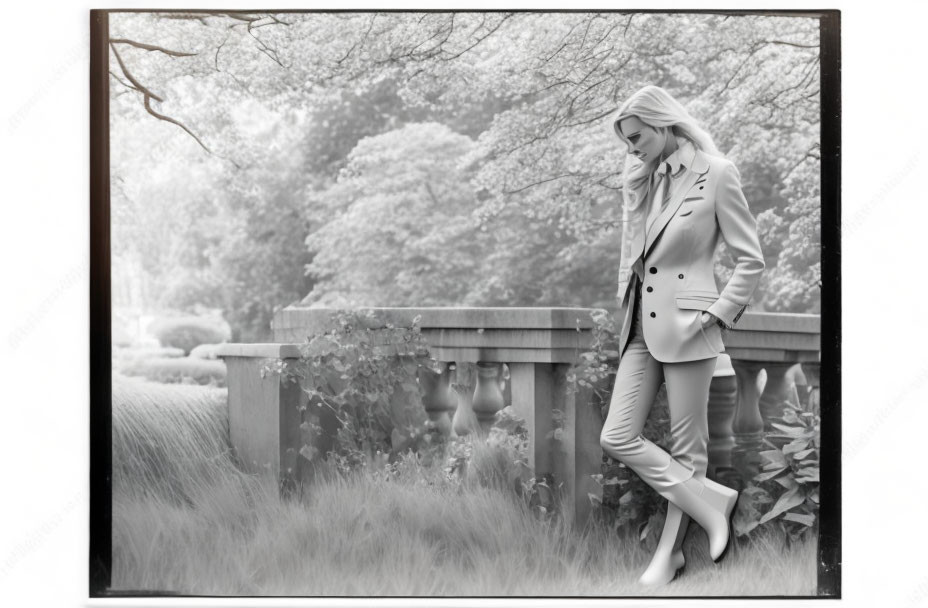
[611,85,722,217]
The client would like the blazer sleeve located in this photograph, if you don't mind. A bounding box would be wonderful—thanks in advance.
[706,160,765,329]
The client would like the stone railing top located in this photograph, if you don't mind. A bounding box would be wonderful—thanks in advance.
[273,306,598,333]
[216,307,824,365]
[734,311,820,333]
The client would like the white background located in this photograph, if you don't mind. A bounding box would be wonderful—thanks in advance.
[0,1,918,606]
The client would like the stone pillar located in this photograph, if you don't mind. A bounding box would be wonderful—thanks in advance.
[731,360,765,488]
[552,363,604,526]
[508,362,554,475]
[217,344,307,496]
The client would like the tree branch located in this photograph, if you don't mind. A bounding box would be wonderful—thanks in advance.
[503,173,575,195]
[142,94,211,154]
[109,42,163,102]
[110,38,197,57]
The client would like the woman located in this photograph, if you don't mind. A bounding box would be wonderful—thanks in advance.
[603,85,765,586]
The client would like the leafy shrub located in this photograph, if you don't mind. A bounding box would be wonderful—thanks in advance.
[735,398,820,544]
[262,311,556,518]
[445,407,532,492]
[566,307,620,405]
[121,356,227,387]
[150,315,232,355]
[265,309,436,477]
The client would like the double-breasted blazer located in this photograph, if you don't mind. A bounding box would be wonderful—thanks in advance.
[616,148,765,363]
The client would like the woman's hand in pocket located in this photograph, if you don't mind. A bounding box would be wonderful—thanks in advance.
[700,311,720,329]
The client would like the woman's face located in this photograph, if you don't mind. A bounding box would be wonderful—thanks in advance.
[616,115,666,166]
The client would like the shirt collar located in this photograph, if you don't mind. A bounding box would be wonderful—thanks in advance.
[655,139,697,178]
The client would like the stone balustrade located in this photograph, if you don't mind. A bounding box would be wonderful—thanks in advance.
[216,306,820,525]
[717,311,821,488]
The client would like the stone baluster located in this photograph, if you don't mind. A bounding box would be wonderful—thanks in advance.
[452,363,480,437]
[731,360,766,489]
[418,361,456,437]
[471,361,506,432]
[787,362,810,409]
[758,362,796,428]
[707,354,738,486]
[802,361,821,417]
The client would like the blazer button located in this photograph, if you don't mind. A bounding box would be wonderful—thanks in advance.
[646,286,653,292]
[650,312,656,318]
[678,273,684,279]
[649,267,657,274]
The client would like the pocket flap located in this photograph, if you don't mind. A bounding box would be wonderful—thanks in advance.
[675,297,715,311]
[675,289,720,299]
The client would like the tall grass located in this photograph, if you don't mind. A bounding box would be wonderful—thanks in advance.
[111,376,817,596]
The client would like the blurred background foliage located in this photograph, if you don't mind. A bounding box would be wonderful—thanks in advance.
[110,12,821,342]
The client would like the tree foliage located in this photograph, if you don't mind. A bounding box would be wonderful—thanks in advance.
[110,11,822,335]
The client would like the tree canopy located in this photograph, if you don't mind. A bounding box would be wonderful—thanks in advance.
[110,11,822,340]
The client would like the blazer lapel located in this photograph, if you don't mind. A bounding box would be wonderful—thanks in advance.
[643,149,711,259]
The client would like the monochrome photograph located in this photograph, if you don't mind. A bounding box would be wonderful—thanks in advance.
[88,8,837,597]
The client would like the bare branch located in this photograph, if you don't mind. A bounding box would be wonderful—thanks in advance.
[109,70,138,92]
[110,38,197,57]
[503,173,575,195]
[442,13,513,61]
[109,42,163,102]
[142,95,211,153]
[337,13,377,65]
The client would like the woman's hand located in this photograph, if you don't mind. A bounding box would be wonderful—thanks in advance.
[700,311,722,329]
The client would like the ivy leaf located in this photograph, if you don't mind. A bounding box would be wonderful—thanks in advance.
[782,439,810,455]
[754,466,788,482]
[770,422,805,437]
[795,469,820,483]
[781,511,816,527]
[759,487,804,524]
[794,448,816,460]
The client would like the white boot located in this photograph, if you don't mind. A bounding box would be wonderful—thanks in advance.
[638,504,688,586]
[657,475,738,562]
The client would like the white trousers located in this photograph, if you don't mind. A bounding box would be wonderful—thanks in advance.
[600,284,717,489]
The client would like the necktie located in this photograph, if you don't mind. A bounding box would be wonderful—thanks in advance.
[646,162,673,238]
